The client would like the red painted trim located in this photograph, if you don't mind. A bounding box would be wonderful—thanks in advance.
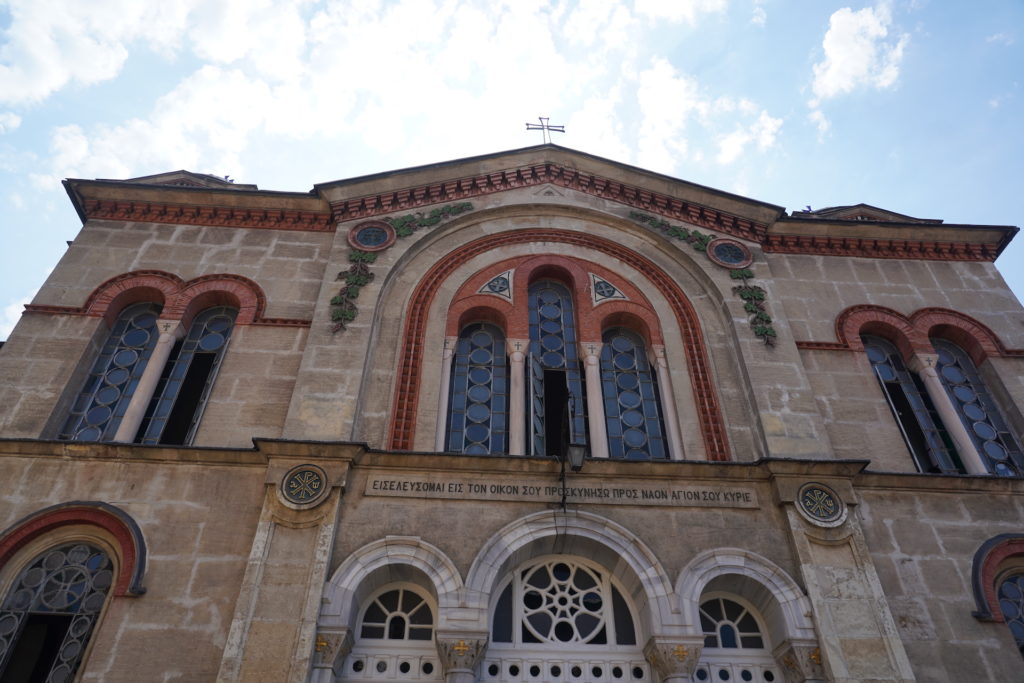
[0,504,144,597]
[795,305,1024,360]
[979,538,1024,622]
[331,162,766,243]
[763,234,999,262]
[81,199,334,232]
[22,270,312,328]
[389,230,730,461]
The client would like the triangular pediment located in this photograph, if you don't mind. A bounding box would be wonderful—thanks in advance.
[793,203,941,224]
[118,170,259,191]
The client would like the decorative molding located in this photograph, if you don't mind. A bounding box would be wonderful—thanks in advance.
[479,270,513,300]
[971,533,1024,622]
[590,273,626,304]
[795,305,1024,361]
[331,203,474,333]
[389,229,731,462]
[312,627,353,674]
[763,233,999,262]
[22,269,311,328]
[0,501,147,597]
[330,163,767,242]
[629,212,777,344]
[80,199,334,232]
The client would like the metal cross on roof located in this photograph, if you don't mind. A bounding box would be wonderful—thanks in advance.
[525,117,565,144]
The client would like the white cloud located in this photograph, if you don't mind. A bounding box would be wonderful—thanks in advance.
[634,0,727,24]
[986,32,1014,46]
[810,3,909,105]
[0,296,31,340]
[0,112,21,133]
[716,110,782,164]
[808,109,831,137]
[751,1,767,26]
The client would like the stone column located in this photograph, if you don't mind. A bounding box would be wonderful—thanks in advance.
[643,636,704,683]
[910,353,988,474]
[309,627,353,683]
[435,632,488,683]
[651,344,686,460]
[114,318,184,442]
[773,639,826,683]
[434,336,458,452]
[508,339,528,456]
[581,342,609,459]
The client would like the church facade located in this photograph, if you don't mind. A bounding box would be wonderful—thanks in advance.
[1,145,1023,682]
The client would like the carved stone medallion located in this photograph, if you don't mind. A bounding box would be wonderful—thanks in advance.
[280,464,329,507]
[796,482,846,527]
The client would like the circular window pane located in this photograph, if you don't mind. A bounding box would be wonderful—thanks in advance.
[936,348,956,365]
[539,291,558,304]
[712,241,749,265]
[540,304,561,319]
[112,349,138,367]
[542,352,564,367]
[207,317,232,332]
[466,404,491,423]
[954,386,976,403]
[132,313,157,328]
[619,391,641,408]
[985,440,1008,460]
[613,353,635,370]
[616,373,639,390]
[465,424,489,443]
[623,428,647,448]
[874,365,896,382]
[464,443,488,455]
[542,335,563,351]
[76,427,102,441]
[963,403,986,421]
[469,348,493,364]
[95,386,121,405]
[621,410,644,427]
[611,335,634,353]
[973,422,997,440]
[468,367,491,384]
[198,333,225,352]
[540,321,561,334]
[105,368,130,386]
[941,365,966,384]
[467,385,491,403]
[554,621,574,642]
[471,331,493,347]
[85,406,112,427]
[122,329,150,348]
[1002,580,1023,601]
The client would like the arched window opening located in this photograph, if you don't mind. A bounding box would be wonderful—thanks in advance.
[528,281,586,459]
[0,543,114,681]
[600,328,666,460]
[344,586,440,682]
[446,323,509,454]
[136,306,237,445]
[997,573,1024,658]
[696,596,778,683]
[862,335,963,473]
[59,303,161,441]
[932,338,1024,476]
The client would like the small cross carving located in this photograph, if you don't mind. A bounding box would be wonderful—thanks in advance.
[452,639,470,656]
[587,343,597,356]
[514,341,522,351]
[672,645,688,661]
[315,635,329,653]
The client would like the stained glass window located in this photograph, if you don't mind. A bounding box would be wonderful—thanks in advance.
[998,574,1024,658]
[359,588,434,641]
[446,323,509,454]
[528,281,586,457]
[600,328,666,460]
[59,303,161,442]
[862,335,962,473]
[0,543,114,681]
[137,306,237,445]
[932,339,1024,476]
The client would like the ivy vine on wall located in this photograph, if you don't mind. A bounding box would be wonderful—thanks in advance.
[330,202,474,332]
[628,211,778,345]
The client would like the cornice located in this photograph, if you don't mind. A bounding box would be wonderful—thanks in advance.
[763,233,1000,261]
[80,198,334,232]
[330,162,770,243]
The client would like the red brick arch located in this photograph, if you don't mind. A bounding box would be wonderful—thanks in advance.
[910,308,1006,365]
[164,274,266,325]
[389,230,729,460]
[834,304,931,360]
[0,502,147,597]
[82,270,184,326]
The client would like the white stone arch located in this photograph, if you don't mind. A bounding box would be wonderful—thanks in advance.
[320,536,464,631]
[676,547,816,647]
[464,509,679,641]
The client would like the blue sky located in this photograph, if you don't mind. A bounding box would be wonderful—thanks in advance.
[1,0,1022,339]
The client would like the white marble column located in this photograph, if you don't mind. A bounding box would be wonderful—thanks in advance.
[652,344,686,461]
[910,353,988,474]
[434,336,458,452]
[508,339,528,456]
[114,318,184,443]
[581,342,609,459]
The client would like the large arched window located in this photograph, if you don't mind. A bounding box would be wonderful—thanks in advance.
[0,543,114,681]
[862,335,963,473]
[528,281,586,458]
[696,595,779,682]
[58,303,161,441]
[343,585,441,682]
[600,328,666,460]
[446,323,509,454]
[136,306,237,445]
[932,338,1024,476]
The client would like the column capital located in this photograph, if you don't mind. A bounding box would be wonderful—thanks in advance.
[579,340,603,358]
[507,338,529,360]
[773,639,826,683]
[155,318,186,338]
[435,631,488,675]
[908,352,939,374]
[312,627,353,676]
[643,635,703,682]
